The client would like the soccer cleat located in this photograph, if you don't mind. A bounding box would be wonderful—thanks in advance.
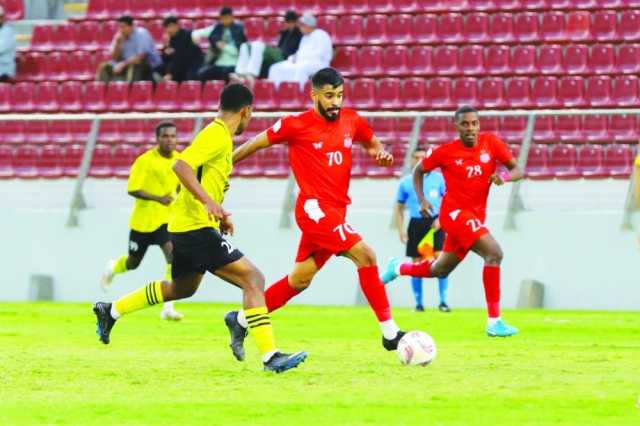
[380,257,402,284]
[382,330,406,351]
[160,309,184,321]
[224,311,248,361]
[415,305,425,312]
[438,302,451,313]
[486,319,518,337]
[100,259,116,292]
[93,302,116,344]
[263,351,308,373]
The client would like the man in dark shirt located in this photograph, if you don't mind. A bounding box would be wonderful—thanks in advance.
[160,16,204,82]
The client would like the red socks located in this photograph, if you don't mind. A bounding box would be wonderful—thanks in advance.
[358,266,392,321]
[483,265,501,318]
[399,260,433,278]
[264,276,299,312]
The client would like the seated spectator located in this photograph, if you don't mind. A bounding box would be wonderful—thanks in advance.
[268,13,332,89]
[160,16,204,82]
[96,15,162,82]
[0,6,16,82]
[230,10,302,87]
[196,7,246,83]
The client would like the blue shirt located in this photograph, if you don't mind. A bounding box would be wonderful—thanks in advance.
[396,172,445,219]
[113,27,162,69]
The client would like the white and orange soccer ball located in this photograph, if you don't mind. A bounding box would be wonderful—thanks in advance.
[396,331,437,366]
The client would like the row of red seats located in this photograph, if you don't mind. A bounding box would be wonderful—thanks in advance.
[82,0,640,21]
[0,0,23,20]
[1,142,634,180]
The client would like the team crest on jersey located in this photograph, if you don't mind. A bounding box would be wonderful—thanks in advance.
[480,151,491,163]
[272,119,282,133]
[343,135,352,148]
[313,141,323,150]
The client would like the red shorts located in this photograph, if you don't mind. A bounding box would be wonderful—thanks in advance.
[294,198,362,269]
[439,208,489,260]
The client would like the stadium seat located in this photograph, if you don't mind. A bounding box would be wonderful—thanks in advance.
[335,15,364,45]
[0,83,11,112]
[564,45,589,75]
[177,81,203,112]
[246,0,274,16]
[591,10,618,42]
[540,12,566,42]
[38,145,64,179]
[69,121,91,144]
[1,120,24,144]
[407,46,433,75]
[618,10,640,41]
[395,118,415,141]
[526,145,553,180]
[538,45,564,74]
[86,0,113,19]
[202,81,225,110]
[10,82,36,113]
[459,45,484,75]
[317,15,337,41]
[30,25,54,51]
[252,80,277,110]
[53,24,75,52]
[510,45,537,75]
[121,119,149,145]
[24,120,50,145]
[244,17,265,42]
[130,0,158,19]
[342,0,370,14]
[582,115,610,143]
[41,52,68,82]
[111,144,137,178]
[276,82,304,110]
[259,145,289,178]
[452,77,478,107]
[98,119,123,144]
[62,144,84,177]
[504,77,532,108]
[104,81,130,112]
[348,79,376,109]
[478,77,506,108]
[67,51,96,81]
[611,75,640,106]
[531,77,560,108]
[2,0,23,19]
[332,47,358,76]
[377,78,403,109]
[153,81,179,111]
[464,13,489,43]
[48,120,73,145]
[359,46,384,76]
[89,144,114,178]
[382,46,409,76]
[609,114,638,143]
[362,14,389,45]
[555,115,584,143]
[17,52,44,82]
[129,81,156,112]
[145,20,164,45]
[533,116,556,144]
[558,77,586,107]
[566,11,591,42]
[485,45,511,75]
[616,44,640,74]
[421,117,454,144]
[501,116,528,143]
[387,14,414,44]
[488,13,515,43]
[369,0,396,13]
[83,81,107,113]
[514,12,540,42]
[402,78,428,109]
[174,118,196,144]
[586,76,613,107]
[0,146,15,179]
[604,144,633,178]
[426,78,454,109]
[34,82,60,113]
[437,13,463,43]
[432,46,459,75]
[589,44,615,74]
[549,144,580,179]
[579,145,609,179]
[13,145,40,179]
[369,117,395,141]
[413,14,438,44]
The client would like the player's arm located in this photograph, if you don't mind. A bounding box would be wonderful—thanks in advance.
[413,162,433,218]
[394,202,408,243]
[363,135,393,167]
[128,190,172,206]
[172,159,228,221]
[232,131,270,164]
[490,158,524,186]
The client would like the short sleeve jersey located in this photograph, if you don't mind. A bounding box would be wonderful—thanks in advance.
[169,119,233,233]
[266,108,374,206]
[421,132,513,221]
[127,148,179,233]
[397,172,446,219]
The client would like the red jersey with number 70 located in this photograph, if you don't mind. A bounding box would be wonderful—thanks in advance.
[421,132,513,223]
[266,108,374,207]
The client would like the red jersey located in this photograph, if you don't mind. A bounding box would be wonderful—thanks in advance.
[421,132,513,222]
[266,108,374,206]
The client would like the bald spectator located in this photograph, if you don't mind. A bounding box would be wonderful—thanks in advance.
[267,13,332,88]
[0,6,16,82]
[96,15,162,82]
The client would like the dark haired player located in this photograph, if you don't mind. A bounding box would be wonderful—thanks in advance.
[382,106,524,337]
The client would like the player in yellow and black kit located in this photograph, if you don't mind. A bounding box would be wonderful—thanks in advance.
[100,122,183,320]
[93,84,307,373]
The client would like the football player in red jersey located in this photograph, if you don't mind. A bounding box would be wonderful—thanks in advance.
[381,106,524,337]
[223,68,406,361]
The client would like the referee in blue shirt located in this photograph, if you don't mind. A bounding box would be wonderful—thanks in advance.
[392,147,450,312]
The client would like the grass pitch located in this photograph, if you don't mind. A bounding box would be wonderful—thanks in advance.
[0,303,638,426]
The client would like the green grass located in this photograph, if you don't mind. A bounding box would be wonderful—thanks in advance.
[1,303,639,426]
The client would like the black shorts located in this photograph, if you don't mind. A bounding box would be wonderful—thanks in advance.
[128,224,170,257]
[406,217,445,258]
[170,227,244,279]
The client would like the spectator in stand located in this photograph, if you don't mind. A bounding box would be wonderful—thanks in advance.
[196,7,246,83]
[160,16,204,82]
[96,15,162,82]
[0,6,16,82]
[230,10,302,87]
[267,13,332,89]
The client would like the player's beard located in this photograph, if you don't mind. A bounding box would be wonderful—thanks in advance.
[318,102,340,122]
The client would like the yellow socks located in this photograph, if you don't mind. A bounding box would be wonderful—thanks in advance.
[164,264,172,281]
[113,280,165,317]
[245,306,277,360]
[112,255,128,275]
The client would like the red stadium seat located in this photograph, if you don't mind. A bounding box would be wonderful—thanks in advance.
[464,13,489,43]
[555,116,583,143]
[377,78,403,109]
[478,77,506,109]
[421,117,454,144]
[130,0,158,19]
[514,12,540,43]
[1,121,24,144]
[129,81,156,112]
[395,118,415,140]
[452,77,478,107]
[609,114,638,143]
[177,81,203,112]
[432,46,459,75]
[369,117,395,141]
[17,52,44,82]
[558,77,586,107]
[589,44,615,74]
[426,78,454,109]
[348,79,376,109]
[488,13,515,43]
[276,82,304,110]
[48,121,73,145]
[86,0,112,19]
[510,45,537,75]
[202,81,225,110]
[174,0,203,18]
[611,75,640,106]
[174,119,196,144]
[437,13,463,43]
[98,120,123,144]
[582,115,610,143]
[402,78,428,109]
[481,116,500,133]
[89,144,114,178]
[244,18,265,42]
[549,144,580,179]
[407,46,433,76]
[111,144,138,178]
[84,81,107,112]
[10,82,36,113]
[531,77,560,108]
[358,46,384,76]
[252,80,277,110]
[342,0,370,14]
[13,145,40,179]
[2,0,23,19]
[467,0,497,11]
[145,20,164,45]
[41,52,69,82]
[62,144,84,177]
[369,0,395,13]
[564,45,588,75]
[0,83,11,112]
[579,145,608,179]
[67,51,96,81]
[533,116,556,144]
[382,46,409,76]
[566,12,591,42]
[24,121,50,145]
[504,77,532,108]
[121,119,148,145]
[105,81,130,112]
[616,44,640,74]
[458,45,484,75]
[501,116,528,143]
[259,145,289,178]
[153,80,179,112]
[604,144,633,178]
[335,15,364,45]
[526,145,553,180]
[586,76,613,107]
[387,14,414,44]
[317,15,337,41]
[618,10,640,41]
[35,82,60,113]
[591,10,618,42]
[30,25,54,51]
[38,145,64,179]
[540,12,566,42]
[485,45,511,75]
[69,121,91,144]
[362,14,389,45]
[538,45,564,74]
[0,146,14,179]
[96,22,118,50]
[332,47,358,77]
[413,14,438,44]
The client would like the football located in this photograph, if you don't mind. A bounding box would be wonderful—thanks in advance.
[397,331,437,366]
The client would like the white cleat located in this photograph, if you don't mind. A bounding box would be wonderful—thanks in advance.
[100,259,116,293]
[160,309,184,321]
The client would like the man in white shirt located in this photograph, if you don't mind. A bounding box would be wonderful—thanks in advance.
[268,13,332,89]
[0,6,16,82]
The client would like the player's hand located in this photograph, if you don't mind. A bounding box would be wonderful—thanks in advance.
[375,150,394,167]
[157,194,173,206]
[489,173,506,186]
[113,62,126,75]
[419,200,433,218]
[433,218,441,231]
[216,41,226,50]
[205,199,229,222]
[220,215,235,236]
[399,230,408,244]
